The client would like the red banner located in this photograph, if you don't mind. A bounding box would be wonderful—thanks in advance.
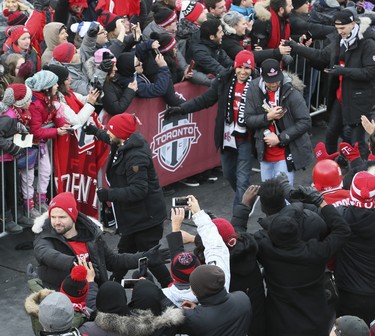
[102,82,220,186]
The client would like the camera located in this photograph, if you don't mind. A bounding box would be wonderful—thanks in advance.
[172,197,192,219]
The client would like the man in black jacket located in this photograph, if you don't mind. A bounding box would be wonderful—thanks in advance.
[179,264,251,336]
[289,9,375,158]
[85,113,172,287]
[32,191,169,290]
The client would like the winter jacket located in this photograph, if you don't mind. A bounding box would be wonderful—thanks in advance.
[32,212,142,289]
[289,10,336,41]
[244,73,313,170]
[180,68,253,151]
[49,34,107,95]
[79,307,184,336]
[102,77,136,116]
[309,0,341,26]
[221,33,283,63]
[254,205,351,336]
[259,202,328,241]
[229,203,266,336]
[24,288,90,335]
[191,37,233,75]
[176,18,200,62]
[335,206,375,295]
[93,130,167,235]
[291,17,375,125]
[179,288,251,336]
[28,96,67,142]
[0,115,22,158]
[229,3,255,21]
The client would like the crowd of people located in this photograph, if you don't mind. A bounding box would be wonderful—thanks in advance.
[0,0,375,334]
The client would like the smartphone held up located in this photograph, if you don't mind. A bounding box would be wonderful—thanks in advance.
[172,197,192,219]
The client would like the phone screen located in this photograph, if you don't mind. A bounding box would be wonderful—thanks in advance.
[138,257,148,278]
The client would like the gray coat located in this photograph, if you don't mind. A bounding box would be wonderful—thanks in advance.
[244,73,313,170]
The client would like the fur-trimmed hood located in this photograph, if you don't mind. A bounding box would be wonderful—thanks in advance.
[32,212,103,234]
[221,18,237,35]
[254,0,271,22]
[357,17,373,41]
[24,288,55,318]
[95,307,185,336]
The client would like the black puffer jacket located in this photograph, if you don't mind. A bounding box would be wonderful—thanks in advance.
[96,130,167,235]
[32,213,141,290]
[291,17,375,125]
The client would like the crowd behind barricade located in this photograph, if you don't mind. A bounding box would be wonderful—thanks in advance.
[0,0,375,334]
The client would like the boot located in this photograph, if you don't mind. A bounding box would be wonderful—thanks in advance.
[17,208,33,227]
[2,210,23,234]
[24,199,41,219]
[35,193,48,214]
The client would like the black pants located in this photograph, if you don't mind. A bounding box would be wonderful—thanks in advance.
[116,224,172,288]
[337,288,375,325]
[0,161,17,219]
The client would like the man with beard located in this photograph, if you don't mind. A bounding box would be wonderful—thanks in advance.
[83,113,173,288]
[32,191,170,290]
[252,0,294,50]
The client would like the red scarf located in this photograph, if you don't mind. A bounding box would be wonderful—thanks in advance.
[267,9,290,49]
[64,89,84,112]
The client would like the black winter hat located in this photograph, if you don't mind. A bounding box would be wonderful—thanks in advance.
[43,64,70,85]
[153,5,177,27]
[96,281,131,316]
[116,52,136,77]
[292,0,307,10]
[150,32,177,54]
[170,252,201,283]
[268,215,300,247]
[189,265,225,299]
[333,9,356,25]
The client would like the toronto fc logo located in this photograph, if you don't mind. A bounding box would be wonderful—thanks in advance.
[150,111,201,172]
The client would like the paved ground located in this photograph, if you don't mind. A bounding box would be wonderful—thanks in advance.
[0,126,324,336]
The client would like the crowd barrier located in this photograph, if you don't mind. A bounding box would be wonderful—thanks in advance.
[0,56,328,236]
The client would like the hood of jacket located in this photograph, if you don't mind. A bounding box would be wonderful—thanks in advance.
[230,232,258,259]
[95,307,184,336]
[222,19,237,36]
[32,212,103,240]
[344,206,375,238]
[176,18,200,39]
[254,0,271,22]
[357,17,374,41]
[24,288,55,318]
[43,22,66,50]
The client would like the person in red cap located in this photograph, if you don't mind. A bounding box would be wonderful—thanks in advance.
[32,191,170,290]
[165,50,256,208]
[83,113,172,288]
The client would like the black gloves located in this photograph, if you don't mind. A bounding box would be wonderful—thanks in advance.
[34,0,50,12]
[5,142,23,156]
[83,123,99,136]
[100,58,113,72]
[326,65,346,76]
[163,106,184,120]
[275,172,293,199]
[97,188,109,202]
[17,122,28,134]
[87,22,100,38]
[143,244,170,267]
[290,186,324,207]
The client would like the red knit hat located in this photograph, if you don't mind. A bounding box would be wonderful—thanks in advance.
[170,252,201,283]
[10,25,29,44]
[107,113,137,140]
[49,192,78,222]
[212,218,237,247]
[60,265,89,305]
[234,50,255,70]
[350,171,375,208]
[3,9,28,26]
[3,83,32,107]
[182,1,205,23]
[68,0,88,8]
[97,10,121,33]
[53,42,76,63]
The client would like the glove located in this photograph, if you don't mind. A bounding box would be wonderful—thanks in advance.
[163,106,184,120]
[327,65,346,76]
[83,123,99,136]
[314,142,339,161]
[275,172,293,199]
[87,22,100,38]
[5,142,23,156]
[96,188,109,202]
[99,58,113,72]
[290,185,324,207]
[339,142,360,162]
[17,61,33,80]
[143,244,170,267]
[17,122,28,134]
[33,0,50,11]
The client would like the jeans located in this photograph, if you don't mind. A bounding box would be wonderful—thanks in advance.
[220,139,253,208]
[260,159,294,185]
